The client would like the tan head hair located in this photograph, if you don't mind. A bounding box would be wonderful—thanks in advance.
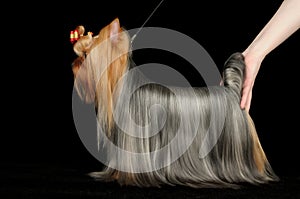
[72,18,131,135]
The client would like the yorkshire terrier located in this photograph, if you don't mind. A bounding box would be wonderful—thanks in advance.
[71,18,278,188]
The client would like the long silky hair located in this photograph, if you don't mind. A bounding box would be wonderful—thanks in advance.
[72,18,278,188]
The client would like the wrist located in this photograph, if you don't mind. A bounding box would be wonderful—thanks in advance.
[242,46,266,64]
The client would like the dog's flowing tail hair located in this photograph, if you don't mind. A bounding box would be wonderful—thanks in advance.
[72,18,278,188]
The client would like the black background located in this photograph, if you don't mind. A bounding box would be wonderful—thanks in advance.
[3,0,299,180]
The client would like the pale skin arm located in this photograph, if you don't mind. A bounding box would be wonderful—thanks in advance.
[241,0,300,111]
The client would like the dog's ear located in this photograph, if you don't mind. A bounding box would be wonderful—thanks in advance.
[109,18,120,44]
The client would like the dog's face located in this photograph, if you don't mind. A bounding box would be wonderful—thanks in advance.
[72,18,121,76]
[71,18,130,105]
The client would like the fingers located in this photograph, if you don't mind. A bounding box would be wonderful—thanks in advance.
[240,82,252,110]
[240,50,262,112]
[245,89,252,112]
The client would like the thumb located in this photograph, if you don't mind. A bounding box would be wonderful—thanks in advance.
[240,84,252,109]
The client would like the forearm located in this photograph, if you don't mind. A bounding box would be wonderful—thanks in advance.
[243,0,300,60]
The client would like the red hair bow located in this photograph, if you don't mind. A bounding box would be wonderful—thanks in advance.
[70,29,79,44]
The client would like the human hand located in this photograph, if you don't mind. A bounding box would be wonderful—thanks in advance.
[240,51,264,112]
